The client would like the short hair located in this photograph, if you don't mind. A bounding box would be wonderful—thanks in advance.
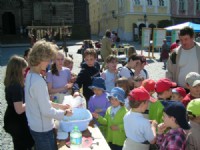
[106,55,118,63]
[176,39,180,43]
[29,40,57,67]
[179,27,194,38]
[128,54,140,62]
[83,48,97,58]
[4,55,28,87]
[129,99,147,108]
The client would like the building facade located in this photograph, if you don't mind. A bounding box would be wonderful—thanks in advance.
[170,0,200,24]
[0,0,90,39]
[89,0,200,41]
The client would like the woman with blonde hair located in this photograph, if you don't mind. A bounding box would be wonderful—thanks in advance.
[25,40,72,150]
[4,55,34,150]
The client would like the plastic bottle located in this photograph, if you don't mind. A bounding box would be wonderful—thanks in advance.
[70,126,82,148]
[53,96,58,103]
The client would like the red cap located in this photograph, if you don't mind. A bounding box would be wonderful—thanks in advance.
[172,87,187,98]
[129,87,150,101]
[142,79,156,92]
[155,78,177,93]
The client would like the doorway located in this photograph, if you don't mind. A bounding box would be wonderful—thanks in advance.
[2,12,16,34]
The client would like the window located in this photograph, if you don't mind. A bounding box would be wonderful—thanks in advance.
[159,0,164,6]
[179,0,185,10]
[134,0,140,5]
[197,0,200,10]
[147,0,152,6]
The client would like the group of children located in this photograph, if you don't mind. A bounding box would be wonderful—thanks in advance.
[3,39,200,150]
[74,46,200,150]
[51,46,200,150]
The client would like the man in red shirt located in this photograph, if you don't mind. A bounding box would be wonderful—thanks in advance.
[170,39,180,53]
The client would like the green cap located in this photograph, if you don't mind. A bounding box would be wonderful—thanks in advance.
[187,98,200,117]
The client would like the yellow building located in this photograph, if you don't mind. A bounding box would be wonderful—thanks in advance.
[88,0,170,41]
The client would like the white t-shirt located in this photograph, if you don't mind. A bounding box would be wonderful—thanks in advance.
[178,47,198,87]
[124,111,154,143]
[118,66,134,78]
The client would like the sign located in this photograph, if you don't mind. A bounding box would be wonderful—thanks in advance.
[141,28,151,48]
[171,30,179,43]
[153,29,166,47]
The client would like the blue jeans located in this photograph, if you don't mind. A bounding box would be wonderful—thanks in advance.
[30,129,57,150]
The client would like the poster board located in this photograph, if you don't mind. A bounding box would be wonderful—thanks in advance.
[142,28,151,48]
[153,28,166,47]
[171,30,179,44]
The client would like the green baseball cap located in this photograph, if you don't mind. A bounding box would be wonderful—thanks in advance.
[187,99,200,117]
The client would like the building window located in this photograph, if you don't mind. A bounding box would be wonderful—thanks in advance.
[179,0,185,10]
[197,0,200,10]
[147,0,152,6]
[134,0,140,5]
[159,0,164,6]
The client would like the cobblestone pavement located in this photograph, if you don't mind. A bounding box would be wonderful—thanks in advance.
[0,39,166,150]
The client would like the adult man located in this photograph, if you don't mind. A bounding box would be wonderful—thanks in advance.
[166,27,200,88]
[160,39,170,69]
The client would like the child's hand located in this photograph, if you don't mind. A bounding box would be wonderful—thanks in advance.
[59,104,71,110]
[64,109,73,116]
[65,82,73,90]
[150,120,158,128]
[157,123,167,135]
[92,112,99,119]
[110,125,119,131]
[95,108,102,113]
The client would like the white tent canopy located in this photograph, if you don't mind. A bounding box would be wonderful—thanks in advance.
[165,22,200,32]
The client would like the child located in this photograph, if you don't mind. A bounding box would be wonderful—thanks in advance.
[63,56,73,71]
[3,55,34,150]
[88,77,110,134]
[149,78,176,123]
[115,77,130,110]
[93,87,127,150]
[101,55,118,93]
[25,40,72,149]
[118,54,141,90]
[171,87,187,101]
[73,49,100,103]
[141,79,156,118]
[157,101,190,149]
[133,76,144,88]
[134,55,149,79]
[123,87,157,150]
[141,79,156,102]
[182,72,200,107]
[186,98,200,150]
[46,50,72,103]
[23,48,31,77]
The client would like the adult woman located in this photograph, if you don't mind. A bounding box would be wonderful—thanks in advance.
[46,50,72,103]
[25,40,72,150]
[4,55,34,150]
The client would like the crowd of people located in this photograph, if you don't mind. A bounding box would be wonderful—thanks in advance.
[3,26,200,150]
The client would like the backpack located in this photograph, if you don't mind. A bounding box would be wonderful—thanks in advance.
[169,52,177,64]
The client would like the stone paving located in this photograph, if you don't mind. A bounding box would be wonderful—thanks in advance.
[0,38,166,150]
